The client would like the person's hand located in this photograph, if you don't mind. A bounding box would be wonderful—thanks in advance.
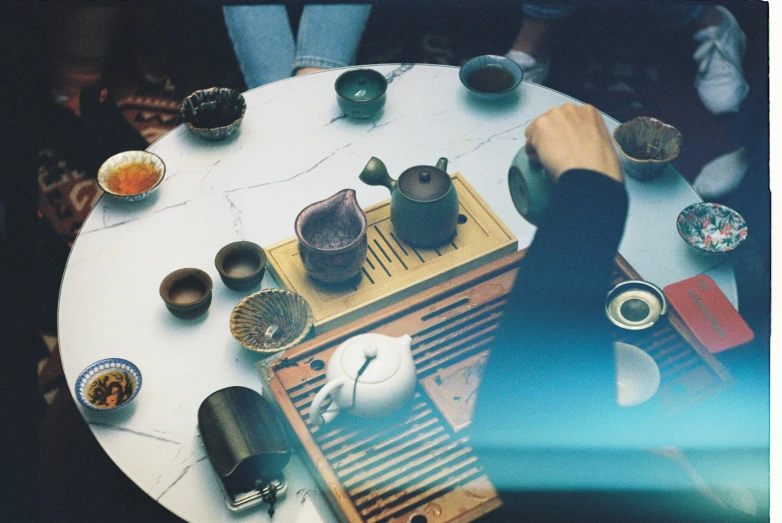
[524,103,623,184]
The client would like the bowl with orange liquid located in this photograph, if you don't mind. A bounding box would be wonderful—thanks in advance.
[97,150,166,202]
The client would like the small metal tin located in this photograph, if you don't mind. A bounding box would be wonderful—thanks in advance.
[605,280,668,330]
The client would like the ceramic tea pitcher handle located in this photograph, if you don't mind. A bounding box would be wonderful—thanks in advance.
[310,378,348,426]
[359,157,395,191]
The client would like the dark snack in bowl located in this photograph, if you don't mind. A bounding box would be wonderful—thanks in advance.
[181,87,247,141]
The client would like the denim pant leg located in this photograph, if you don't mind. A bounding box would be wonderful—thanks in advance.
[293,4,372,71]
[222,5,295,89]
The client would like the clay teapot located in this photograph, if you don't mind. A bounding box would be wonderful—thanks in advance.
[309,333,416,425]
[359,157,458,247]
[507,145,554,226]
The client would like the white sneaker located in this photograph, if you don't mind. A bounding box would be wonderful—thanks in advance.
[693,5,749,114]
[505,49,551,84]
[693,147,748,199]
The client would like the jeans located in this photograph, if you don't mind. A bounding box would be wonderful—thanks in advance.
[522,1,704,29]
[223,4,371,89]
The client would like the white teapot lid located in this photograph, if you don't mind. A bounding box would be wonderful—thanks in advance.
[340,333,402,384]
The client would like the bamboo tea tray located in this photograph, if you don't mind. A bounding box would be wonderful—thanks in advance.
[265,173,517,334]
[263,250,730,523]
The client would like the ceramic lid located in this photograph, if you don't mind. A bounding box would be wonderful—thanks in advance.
[398,166,451,202]
[340,333,401,384]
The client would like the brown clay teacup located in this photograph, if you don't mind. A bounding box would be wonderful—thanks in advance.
[295,189,368,284]
[613,117,682,181]
[215,241,266,291]
[159,268,213,319]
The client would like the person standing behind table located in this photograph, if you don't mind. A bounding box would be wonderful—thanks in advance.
[503,2,749,115]
[223,4,372,89]
[469,104,768,522]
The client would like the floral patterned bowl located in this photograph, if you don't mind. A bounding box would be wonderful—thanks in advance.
[676,202,747,254]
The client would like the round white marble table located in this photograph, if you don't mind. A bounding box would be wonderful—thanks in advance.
[58,64,737,522]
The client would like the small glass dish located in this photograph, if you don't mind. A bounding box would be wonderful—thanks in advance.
[97,151,165,202]
[180,87,247,141]
[676,202,747,254]
[75,358,142,411]
[230,289,313,353]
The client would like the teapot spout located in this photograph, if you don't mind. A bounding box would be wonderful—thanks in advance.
[435,157,448,172]
[394,334,414,354]
[359,157,395,192]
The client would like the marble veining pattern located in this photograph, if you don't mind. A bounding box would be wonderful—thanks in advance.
[58,64,736,523]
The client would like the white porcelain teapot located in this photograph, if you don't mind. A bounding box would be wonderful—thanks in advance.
[309,333,416,426]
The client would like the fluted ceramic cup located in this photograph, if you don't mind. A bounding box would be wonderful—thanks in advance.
[613,117,682,181]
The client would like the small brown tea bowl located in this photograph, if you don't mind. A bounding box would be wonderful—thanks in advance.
[159,268,213,319]
[215,241,267,291]
[180,87,246,141]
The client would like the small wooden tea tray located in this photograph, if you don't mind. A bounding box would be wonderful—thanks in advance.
[265,173,517,334]
[262,250,730,523]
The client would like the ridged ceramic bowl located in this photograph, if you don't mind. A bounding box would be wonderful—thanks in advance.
[230,289,314,353]
[459,55,523,100]
[75,358,142,411]
[676,202,747,254]
[97,151,165,202]
[180,87,246,141]
[613,117,682,181]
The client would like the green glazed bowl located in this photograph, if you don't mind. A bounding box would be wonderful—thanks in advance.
[335,68,387,119]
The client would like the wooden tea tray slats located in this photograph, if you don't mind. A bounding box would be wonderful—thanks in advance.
[265,250,730,523]
[265,173,518,334]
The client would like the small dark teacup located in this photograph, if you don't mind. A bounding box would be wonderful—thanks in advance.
[159,268,213,319]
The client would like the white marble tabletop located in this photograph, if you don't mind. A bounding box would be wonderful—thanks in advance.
[58,64,737,522]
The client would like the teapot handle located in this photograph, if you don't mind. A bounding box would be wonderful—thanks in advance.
[359,157,395,191]
[310,378,348,426]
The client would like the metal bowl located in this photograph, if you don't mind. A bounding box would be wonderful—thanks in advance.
[75,358,142,411]
[180,87,246,141]
[676,202,747,254]
[97,150,165,202]
[605,280,667,330]
[230,289,314,353]
[459,55,523,100]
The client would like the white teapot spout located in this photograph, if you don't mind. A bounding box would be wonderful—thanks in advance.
[394,334,413,352]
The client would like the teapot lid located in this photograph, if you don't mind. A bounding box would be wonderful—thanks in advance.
[340,333,401,384]
[398,166,451,202]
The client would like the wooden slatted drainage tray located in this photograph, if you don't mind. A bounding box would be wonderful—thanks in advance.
[265,173,518,334]
[263,250,730,522]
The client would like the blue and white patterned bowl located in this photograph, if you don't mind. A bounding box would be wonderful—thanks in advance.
[676,202,748,254]
[97,150,165,202]
[459,55,523,100]
[75,358,142,411]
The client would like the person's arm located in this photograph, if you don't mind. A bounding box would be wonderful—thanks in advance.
[470,105,660,491]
